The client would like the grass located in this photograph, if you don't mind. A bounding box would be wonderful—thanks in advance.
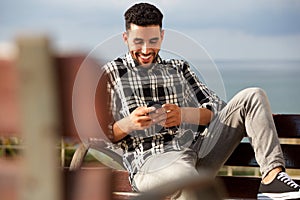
[0,136,99,167]
[0,137,22,157]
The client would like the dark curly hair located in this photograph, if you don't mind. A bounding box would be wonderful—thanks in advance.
[124,3,163,30]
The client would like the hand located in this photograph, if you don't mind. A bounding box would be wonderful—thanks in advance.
[116,106,156,134]
[130,106,156,130]
[152,104,182,128]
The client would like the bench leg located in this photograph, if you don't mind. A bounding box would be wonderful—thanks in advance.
[69,143,89,171]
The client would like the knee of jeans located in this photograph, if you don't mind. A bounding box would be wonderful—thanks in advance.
[244,87,265,95]
[242,87,268,101]
[133,161,198,192]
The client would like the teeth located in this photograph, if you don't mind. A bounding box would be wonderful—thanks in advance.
[140,54,151,59]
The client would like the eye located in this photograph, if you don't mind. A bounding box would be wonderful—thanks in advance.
[133,38,144,45]
[149,38,159,44]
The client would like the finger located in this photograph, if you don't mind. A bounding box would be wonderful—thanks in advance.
[133,117,153,129]
[150,108,166,119]
[146,106,156,114]
[152,112,167,124]
[164,119,180,127]
[154,108,177,124]
[164,105,181,119]
[164,113,181,127]
[135,106,156,116]
[134,115,152,124]
[162,103,176,111]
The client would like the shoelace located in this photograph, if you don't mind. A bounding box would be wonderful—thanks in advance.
[277,172,299,189]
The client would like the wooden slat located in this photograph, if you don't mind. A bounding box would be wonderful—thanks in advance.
[112,170,132,193]
[64,168,112,200]
[274,114,300,138]
[218,176,260,199]
[225,143,300,168]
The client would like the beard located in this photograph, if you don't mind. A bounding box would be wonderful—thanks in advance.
[131,51,159,67]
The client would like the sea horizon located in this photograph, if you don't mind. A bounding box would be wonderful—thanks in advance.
[191,59,300,114]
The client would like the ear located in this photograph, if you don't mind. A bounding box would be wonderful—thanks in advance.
[122,32,128,43]
[160,29,165,41]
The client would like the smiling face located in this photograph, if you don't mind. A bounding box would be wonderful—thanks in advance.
[123,24,164,67]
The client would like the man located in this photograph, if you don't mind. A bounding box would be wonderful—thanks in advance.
[96,2,300,199]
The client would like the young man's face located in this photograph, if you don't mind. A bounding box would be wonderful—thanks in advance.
[123,24,164,67]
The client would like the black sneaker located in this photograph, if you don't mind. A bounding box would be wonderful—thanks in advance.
[257,172,300,199]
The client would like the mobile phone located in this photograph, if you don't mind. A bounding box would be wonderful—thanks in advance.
[147,101,162,108]
[147,101,162,114]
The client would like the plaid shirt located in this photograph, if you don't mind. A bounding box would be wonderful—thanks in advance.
[102,52,225,183]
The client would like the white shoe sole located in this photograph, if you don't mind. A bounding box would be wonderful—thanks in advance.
[258,191,300,200]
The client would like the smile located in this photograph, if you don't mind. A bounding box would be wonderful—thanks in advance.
[136,52,155,64]
[139,53,152,60]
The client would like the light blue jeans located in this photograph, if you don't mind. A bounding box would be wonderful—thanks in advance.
[133,88,285,199]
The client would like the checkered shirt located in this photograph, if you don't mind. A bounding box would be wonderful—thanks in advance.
[102,52,225,184]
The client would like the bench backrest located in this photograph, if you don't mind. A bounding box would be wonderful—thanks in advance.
[225,114,300,169]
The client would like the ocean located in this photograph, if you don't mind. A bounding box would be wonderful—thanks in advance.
[207,60,300,114]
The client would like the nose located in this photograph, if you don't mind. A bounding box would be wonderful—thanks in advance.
[141,42,149,54]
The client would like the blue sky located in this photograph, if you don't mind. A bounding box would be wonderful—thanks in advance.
[1,0,300,60]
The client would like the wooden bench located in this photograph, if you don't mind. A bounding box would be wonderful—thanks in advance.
[69,114,300,199]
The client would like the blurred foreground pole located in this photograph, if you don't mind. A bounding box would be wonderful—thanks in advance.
[16,35,61,200]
